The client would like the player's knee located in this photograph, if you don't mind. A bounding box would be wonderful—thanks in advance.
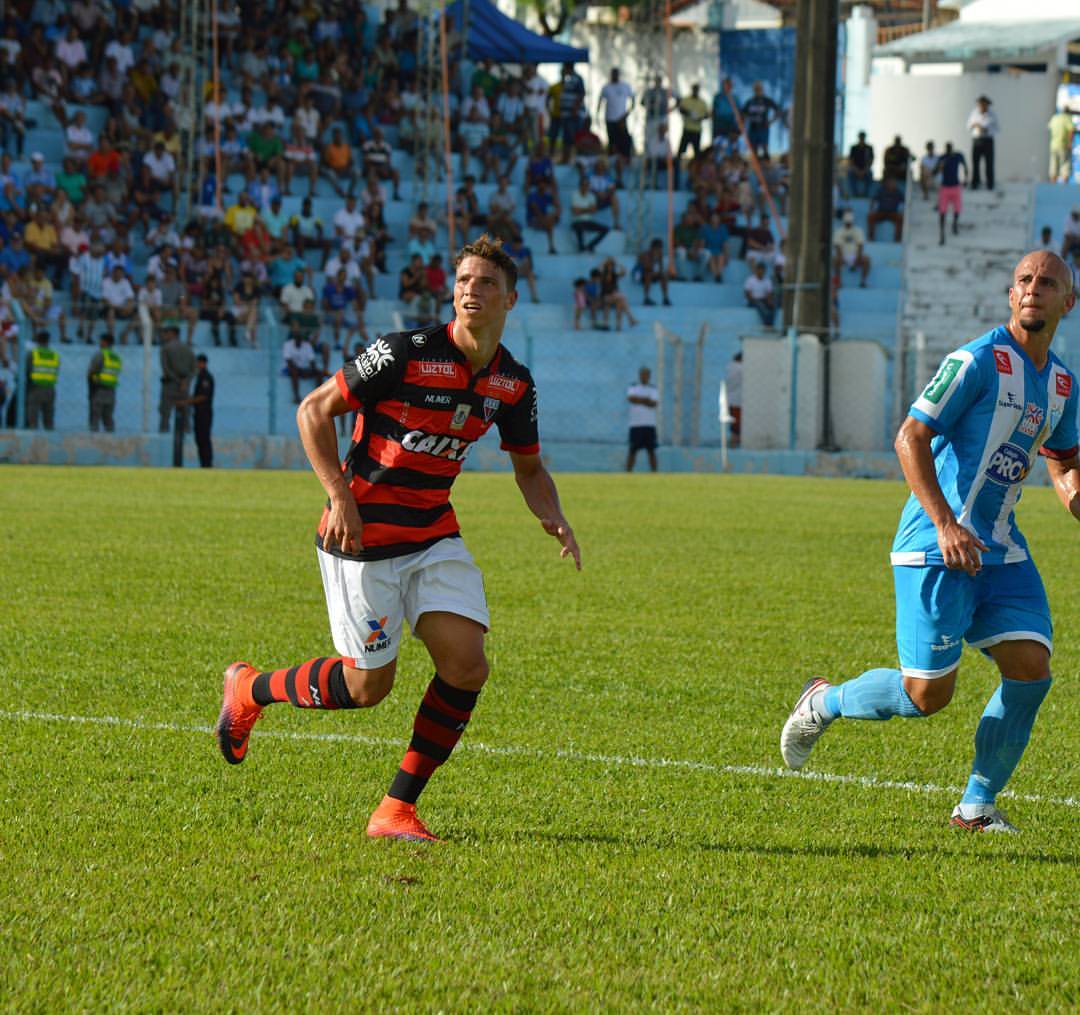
[343,662,395,707]
[440,654,489,692]
[905,674,956,715]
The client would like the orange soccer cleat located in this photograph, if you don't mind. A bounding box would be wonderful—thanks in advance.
[366,795,442,843]
[215,661,262,765]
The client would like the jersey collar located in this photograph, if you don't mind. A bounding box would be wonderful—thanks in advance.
[446,319,503,376]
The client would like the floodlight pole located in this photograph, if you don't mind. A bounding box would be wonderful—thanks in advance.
[785,0,838,449]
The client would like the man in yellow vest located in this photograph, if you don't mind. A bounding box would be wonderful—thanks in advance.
[87,331,121,432]
[25,329,58,430]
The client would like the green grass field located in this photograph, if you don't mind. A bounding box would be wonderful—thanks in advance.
[2,465,1078,1011]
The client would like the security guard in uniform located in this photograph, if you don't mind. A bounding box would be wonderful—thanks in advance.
[25,329,59,429]
[87,332,121,432]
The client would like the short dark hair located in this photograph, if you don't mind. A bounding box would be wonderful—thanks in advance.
[455,234,518,292]
[100,332,114,345]
[196,354,208,364]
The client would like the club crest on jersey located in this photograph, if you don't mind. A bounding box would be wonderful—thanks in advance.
[401,429,472,461]
[354,338,394,380]
[1018,403,1044,437]
[1057,373,1073,397]
[985,442,1029,485]
[450,403,471,430]
[483,396,500,422]
[993,349,1013,374]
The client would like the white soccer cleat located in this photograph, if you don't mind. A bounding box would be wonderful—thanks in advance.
[780,677,832,770]
[949,803,1019,833]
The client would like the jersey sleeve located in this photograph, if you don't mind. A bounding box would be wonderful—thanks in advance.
[908,348,981,435]
[497,374,540,455]
[335,331,409,409]
[1042,370,1079,459]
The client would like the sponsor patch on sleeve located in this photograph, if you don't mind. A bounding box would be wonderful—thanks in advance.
[922,357,963,404]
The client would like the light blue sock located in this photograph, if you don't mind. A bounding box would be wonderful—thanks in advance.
[961,677,1052,805]
[820,668,926,721]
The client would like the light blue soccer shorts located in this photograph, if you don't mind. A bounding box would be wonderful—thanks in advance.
[893,558,1052,679]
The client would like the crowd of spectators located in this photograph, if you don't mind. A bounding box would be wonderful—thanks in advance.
[0,0,805,421]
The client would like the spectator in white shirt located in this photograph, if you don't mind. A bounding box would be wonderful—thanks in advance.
[138,273,164,331]
[295,94,321,145]
[743,260,776,328]
[143,141,176,191]
[102,264,138,343]
[65,110,95,165]
[104,30,136,77]
[55,25,87,73]
[279,268,315,315]
[281,328,326,403]
[332,195,366,242]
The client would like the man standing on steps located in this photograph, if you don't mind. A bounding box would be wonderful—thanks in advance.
[781,250,1080,834]
[967,95,998,192]
[933,141,968,246]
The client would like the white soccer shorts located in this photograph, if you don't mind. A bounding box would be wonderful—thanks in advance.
[317,537,489,670]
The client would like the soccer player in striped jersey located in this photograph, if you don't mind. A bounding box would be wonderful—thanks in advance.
[781,250,1080,832]
[216,236,581,842]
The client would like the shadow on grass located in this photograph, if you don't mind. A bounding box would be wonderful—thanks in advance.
[461,828,1080,867]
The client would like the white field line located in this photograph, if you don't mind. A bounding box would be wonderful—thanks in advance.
[1,707,1077,810]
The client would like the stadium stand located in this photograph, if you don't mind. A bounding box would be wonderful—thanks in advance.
[0,0,907,444]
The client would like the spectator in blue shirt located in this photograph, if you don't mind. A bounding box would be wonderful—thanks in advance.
[701,210,730,282]
[269,245,308,295]
[867,176,904,242]
[0,232,30,275]
[525,177,560,254]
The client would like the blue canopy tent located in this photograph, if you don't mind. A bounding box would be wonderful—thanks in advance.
[444,0,588,64]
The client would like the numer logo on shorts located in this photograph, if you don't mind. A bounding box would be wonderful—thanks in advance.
[364,616,391,652]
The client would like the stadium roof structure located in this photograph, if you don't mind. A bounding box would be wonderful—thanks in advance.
[874,16,1080,62]
[445,0,589,64]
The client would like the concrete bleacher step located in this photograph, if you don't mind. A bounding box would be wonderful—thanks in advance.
[901,180,1033,350]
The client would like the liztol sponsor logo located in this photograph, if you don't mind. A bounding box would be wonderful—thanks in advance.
[401,429,473,461]
[985,442,1030,485]
[419,361,458,378]
[487,374,518,394]
[354,338,394,380]
[1018,402,1044,437]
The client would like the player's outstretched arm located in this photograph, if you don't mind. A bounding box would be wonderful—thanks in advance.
[895,415,987,574]
[297,377,363,554]
[1046,452,1080,522]
[509,451,581,570]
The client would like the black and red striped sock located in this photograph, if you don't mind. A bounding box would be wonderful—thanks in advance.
[250,657,357,709]
[387,674,480,804]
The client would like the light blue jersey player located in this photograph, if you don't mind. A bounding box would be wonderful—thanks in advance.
[781,250,1080,832]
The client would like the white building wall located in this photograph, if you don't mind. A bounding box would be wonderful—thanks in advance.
[866,70,1058,182]
[958,0,1080,21]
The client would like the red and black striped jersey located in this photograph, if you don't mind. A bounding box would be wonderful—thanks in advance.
[317,320,540,561]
